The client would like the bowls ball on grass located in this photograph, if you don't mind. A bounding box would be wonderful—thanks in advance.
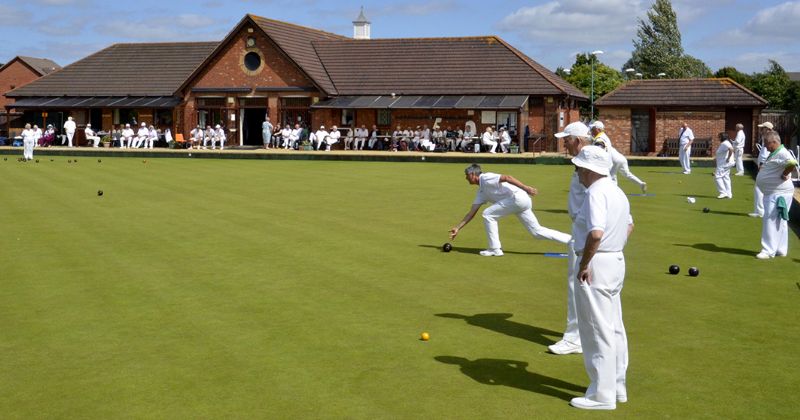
[442,243,452,252]
[669,265,680,275]
[97,190,104,197]
[703,207,710,213]
[688,267,700,277]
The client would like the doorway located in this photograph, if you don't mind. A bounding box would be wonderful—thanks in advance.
[631,109,652,154]
[243,108,267,146]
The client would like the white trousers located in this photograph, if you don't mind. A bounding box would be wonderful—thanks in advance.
[734,147,744,174]
[714,167,732,197]
[146,138,155,149]
[760,191,794,257]
[499,139,510,153]
[132,135,145,148]
[561,238,581,345]
[483,139,498,153]
[211,138,224,150]
[23,138,34,160]
[481,192,571,250]
[679,141,691,173]
[354,137,366,150]
[314,138,325,150]
[576,251,628,404]
[66,130,75,147]
[120,136,131,148]
[611,162,646,187]
[368,138,378,149]
[86,135,100,147]
[753,185,764,216]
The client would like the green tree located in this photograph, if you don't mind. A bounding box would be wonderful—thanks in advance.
[560,53,624,118]
[751,60,793,109]
[623,0,710,78]
[714,66,752,86]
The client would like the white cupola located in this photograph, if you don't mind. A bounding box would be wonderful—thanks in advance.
[353,6,370,40]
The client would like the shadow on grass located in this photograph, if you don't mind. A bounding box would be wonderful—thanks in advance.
[418,244,547,256]
[693,209,749,217]
[647,170,685,175]
[674,243,756,256]
[672,193,719,199]
[538,209,569,214]
[436,313,560,346]
[435,356,583,401]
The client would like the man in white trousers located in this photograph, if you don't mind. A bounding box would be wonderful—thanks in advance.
[590,121,647,193]
[449,164,571,257]
[120,123,134,148]
[755,131,797,259]
[22,123,35,161]
[212,125,226,150]
[570,145,631,410]
[548,122,600,356]
[481,126,498,153]
[678,122,694,174]
[498,126,512,153]
[714,133,734,199]
[63,116,76,147]
[146,125,158,149]
[733,123,746,176]
[326,125,340,151]
[133,122,148,148]
[85,123,101,147]
[749,122,773,217]
[312,125,329,151]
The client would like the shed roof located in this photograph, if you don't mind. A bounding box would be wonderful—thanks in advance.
[313,36,587,98]
[6,42,217,97]
[595,78,768,107]
[0,56,61,76]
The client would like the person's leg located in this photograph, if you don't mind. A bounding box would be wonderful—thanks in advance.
[714,171,726,196]
[724,173,732,198]
[735,147,744,175]
[481,198,518,251]
[549,238,583,354]
[514,196,571,244]
[776,192,793,256]
[752,185,764,216]
[612,265,628,403]
[760,194,779,256]
[679,146,689,172]
[619,160,645,187]
[575,252,624,405]
[67,131,74,147]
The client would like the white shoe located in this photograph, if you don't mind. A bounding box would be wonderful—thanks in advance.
[640,183,647,194]
[479,249,504,257]
[548,339,582,355]
[735,172,744,176]
[617,394,628,403]
[717,194,728,199]
[748,212,763,218]
[570,397,616,410]
[756,251,773,259]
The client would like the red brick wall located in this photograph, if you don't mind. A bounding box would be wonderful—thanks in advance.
[599,107,632,153]
[0,60,42,109]
[655,110,725,155]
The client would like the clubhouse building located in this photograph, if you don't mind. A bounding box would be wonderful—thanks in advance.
[4,12,587,151]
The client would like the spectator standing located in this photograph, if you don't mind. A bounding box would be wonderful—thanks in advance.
[755,131,797,259]
[733,123,746,176]
[262,116,273,150]
[63,116,76,147]
[678,122,694,174]
[22,123,35,161]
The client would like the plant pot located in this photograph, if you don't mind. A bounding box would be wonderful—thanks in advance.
[102,142,111,148]
[509,145,520,154]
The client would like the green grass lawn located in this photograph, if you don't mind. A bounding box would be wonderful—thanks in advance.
[0,157,798,418]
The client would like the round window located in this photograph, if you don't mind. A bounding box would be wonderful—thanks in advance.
[244,52,262,71]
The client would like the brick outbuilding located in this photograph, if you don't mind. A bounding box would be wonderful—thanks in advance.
[0,56,60,135]
[595,78,768,156]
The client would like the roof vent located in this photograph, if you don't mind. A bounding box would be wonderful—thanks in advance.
[353,6,370,40]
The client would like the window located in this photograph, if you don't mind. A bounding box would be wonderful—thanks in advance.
[377,109,391,126]
[244,52,261,71]
[341,109,354,126]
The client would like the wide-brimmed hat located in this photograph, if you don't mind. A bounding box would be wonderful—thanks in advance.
[571,145,611,176]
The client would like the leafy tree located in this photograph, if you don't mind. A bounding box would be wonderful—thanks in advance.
[623,0,710,78]
[714,66,752,86]
[559,53,624,118]
[751,60,793,109]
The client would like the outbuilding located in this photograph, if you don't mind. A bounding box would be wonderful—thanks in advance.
[0,56,60,136]
[595,78,768,156]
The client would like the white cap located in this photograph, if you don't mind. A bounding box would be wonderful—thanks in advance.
[86,123,91,127]
[589,121,604,130]
[320,125,325,129]
[215,124,221,129]
[571,145,611,176]
[555,121,590,138]
[125,123,130,127]
[141,122,146,126]
[757,122,773,129]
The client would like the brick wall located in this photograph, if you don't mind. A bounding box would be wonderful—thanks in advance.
[655,110,725,155]
[599,107,632,153]
[0,60,43,109]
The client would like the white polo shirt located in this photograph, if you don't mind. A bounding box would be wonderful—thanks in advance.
[473,172,522,205]
[716,140,733,168]
[568,171,586,221]
[573,177,630,254]
[756,146,797,195]
[733,130,745,149]
[679,127,694,144]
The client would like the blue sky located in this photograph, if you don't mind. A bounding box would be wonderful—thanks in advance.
[1,0,798,75]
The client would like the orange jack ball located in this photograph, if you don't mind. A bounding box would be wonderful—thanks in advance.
[421,332,430,341]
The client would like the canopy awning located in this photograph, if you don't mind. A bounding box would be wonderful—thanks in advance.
[9,96,183,109]
[311,95,528,110]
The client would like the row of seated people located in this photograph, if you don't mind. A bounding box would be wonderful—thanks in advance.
[111,123,176,149]
[187,124,227,150]
[6,123,97,148]
[266,124,515,152]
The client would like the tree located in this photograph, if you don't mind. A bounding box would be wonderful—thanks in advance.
[714,66,752,86]
[560,53,624,118]
[623,0,711,78]
[751,60,793,109]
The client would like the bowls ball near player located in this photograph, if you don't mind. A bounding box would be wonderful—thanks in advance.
[420,332,430,341]
[688,267,700,277]
[703,208,710,213]
[669,265,680,275]
[442,242,452,252]
[97,190,104,196]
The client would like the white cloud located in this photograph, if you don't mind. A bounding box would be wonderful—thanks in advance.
[731,51,800,73]
[0,5,31,25]
[713,1,800,46]
[497,0,643,47]
[94,15,226,42]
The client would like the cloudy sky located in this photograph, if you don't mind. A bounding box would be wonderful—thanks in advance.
[1,0,798,74]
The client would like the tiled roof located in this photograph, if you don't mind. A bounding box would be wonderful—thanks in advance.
[6,42,218,97]
[17,56,61,75]
[250,14,347,95]
[312,36,587,98]
[595,78,768,107]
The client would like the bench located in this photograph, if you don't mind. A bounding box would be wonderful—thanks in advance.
[661,137,712,157]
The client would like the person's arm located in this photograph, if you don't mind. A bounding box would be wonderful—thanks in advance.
[499,174,538,196]
[577,230,603,284]
[781,158,798,180]
[449,203,482,239]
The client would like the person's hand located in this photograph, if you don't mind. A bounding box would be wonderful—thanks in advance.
[449,227,459,240]
[782,173,790,181]
[578,267,592,284]
[524,186,538,196]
